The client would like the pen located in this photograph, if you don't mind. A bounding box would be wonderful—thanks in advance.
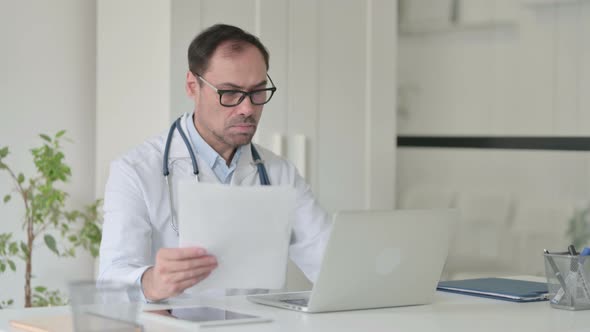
[565,245,578,307]
[544,249,570,304]
[580,247,590,259]
[568,244,578,256]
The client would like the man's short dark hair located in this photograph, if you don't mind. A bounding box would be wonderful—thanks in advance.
[188,24,270,76]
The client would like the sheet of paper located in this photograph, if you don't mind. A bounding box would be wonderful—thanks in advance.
[177,182,295,292]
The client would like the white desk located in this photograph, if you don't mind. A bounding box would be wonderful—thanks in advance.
[1,289,589,332]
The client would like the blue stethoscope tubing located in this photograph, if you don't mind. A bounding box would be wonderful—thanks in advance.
[162,116,271,234]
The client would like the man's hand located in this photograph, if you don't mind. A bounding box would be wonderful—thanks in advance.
[141,247,217,301]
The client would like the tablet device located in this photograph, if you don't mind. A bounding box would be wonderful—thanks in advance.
[141,306,271,328]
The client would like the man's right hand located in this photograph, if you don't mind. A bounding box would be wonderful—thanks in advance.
[141,247,217,301]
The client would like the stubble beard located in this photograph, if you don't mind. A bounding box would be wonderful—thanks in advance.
[217,115,258,148]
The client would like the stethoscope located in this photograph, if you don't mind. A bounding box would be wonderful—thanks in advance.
[162,116,271,235]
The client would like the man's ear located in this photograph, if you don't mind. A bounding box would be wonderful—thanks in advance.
[186,71,198,98]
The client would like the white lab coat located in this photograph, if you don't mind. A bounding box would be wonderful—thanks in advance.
[98,112,331,297]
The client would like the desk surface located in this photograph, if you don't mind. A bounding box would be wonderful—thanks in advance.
[1,284,589,332]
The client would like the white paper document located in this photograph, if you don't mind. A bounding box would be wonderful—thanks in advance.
[177,182,295,292]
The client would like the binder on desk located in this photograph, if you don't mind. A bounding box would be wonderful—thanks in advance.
[437,278,549,302]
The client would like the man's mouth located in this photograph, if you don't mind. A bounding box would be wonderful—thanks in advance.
[230,123,256,133]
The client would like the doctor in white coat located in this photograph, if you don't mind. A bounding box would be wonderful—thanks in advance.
[98,24,331,302]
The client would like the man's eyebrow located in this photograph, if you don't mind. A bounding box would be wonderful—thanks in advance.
[218,80,268,90]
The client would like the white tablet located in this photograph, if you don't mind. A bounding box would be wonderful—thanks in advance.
[141,306,272,328]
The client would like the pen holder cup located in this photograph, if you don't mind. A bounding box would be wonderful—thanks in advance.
[68,281,144,332]
[544,253,590,310]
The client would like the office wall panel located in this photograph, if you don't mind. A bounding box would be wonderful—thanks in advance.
[96,0,171,195]
[554,5,582,135]
[445,31,495,135]
[255,0,289,157]
[199,0,256,33]
[170,0,202,120]
[579,2,590,135]
[398,3,590,136]
[285,0,319,189]
[515,6,556,135]
[397,1,590,277]
[368,0,397,208]
[489,28,519,135]
[317,0,367,211]
[398,38,454,135]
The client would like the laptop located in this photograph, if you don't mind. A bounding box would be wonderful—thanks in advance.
[247,209,457,313]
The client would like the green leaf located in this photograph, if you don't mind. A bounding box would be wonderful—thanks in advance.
[9,242,18,255]
[68,235,77,242]
[7,260,15,272]
[17,173,24,184]
[44,235,59,255]
[39,134,51,142]
[20,242,29,257]
[7,299,13,305]
[35,286,47,293]
[3,195,10,203]
[0,262,5,273]
[0,147,8,158]
[55,130,66,138]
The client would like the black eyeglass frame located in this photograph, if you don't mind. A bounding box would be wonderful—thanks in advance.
[195,73,277,107]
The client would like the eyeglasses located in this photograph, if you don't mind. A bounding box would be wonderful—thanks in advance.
[196,73,277,107]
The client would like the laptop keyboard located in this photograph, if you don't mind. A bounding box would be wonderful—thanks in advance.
[280,298,309,307]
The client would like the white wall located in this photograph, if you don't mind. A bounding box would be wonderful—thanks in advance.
[398,0,590,137]
[398,0,590,200]
[95,0,171,196]
[0,0,97,307]
[397,0,590,277]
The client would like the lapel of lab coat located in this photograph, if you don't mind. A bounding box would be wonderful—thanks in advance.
[231,143,260,186]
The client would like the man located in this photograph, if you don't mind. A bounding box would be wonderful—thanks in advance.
[98,24,331,302]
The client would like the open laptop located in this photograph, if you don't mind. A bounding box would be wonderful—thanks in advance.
[247,209,457,313]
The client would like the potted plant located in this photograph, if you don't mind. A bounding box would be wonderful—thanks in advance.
[0,131,102,308]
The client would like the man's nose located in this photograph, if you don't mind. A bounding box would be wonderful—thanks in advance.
[235,96,256,116]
